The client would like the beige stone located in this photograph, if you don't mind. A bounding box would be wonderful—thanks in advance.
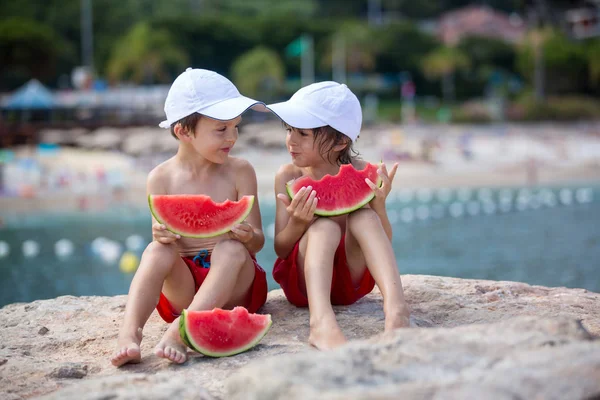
[0,275,598,399]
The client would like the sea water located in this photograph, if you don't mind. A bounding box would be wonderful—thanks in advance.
[0,185,598,307]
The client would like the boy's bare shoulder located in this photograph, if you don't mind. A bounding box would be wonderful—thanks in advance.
[275,163,301,183]
[228,156,254,170]
[147,159,171,180]
[146,158,175,192]
[228,156,256,177]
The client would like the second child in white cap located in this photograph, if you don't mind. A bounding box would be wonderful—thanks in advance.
[268,81,410,350]
[111,68,269,366]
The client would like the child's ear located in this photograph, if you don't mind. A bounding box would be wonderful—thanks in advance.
[332,139,350,152]
[173,123,192,142]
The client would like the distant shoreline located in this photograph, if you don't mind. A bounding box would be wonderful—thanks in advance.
[2,121,600,215]
[1,164,598,216]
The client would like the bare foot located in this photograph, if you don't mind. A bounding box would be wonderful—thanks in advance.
[154,318,187,364]
[111,327,143,367]
[308,314,347,350]
[384,306,411,331]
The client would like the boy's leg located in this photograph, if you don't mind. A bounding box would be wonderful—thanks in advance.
[112,241,195,367]
[154,239,256,363]
[345,208,410,331]
[295,218,347,350]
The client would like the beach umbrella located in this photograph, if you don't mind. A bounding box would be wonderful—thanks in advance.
[3,79,55,110]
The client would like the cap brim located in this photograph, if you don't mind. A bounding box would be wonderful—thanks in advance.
[158,96,268,128]
[201,96,268,120]
[266,101,327,129]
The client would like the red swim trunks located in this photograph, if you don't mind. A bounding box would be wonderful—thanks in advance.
[156,251,268,323]
[273,235,375,307]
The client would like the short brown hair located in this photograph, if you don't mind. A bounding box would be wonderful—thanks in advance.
[170,113,202,139]
[285,123,359,165]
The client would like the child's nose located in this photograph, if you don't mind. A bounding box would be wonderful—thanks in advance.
[227,129,238,142]
[287,133,297,145]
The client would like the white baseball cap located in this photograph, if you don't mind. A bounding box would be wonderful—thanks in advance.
[159,68,267,128]
[266,81,362,141]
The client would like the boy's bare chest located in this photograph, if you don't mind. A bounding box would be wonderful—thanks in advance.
[167,173,238,202]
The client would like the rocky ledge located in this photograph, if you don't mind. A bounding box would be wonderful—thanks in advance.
[1,275,599,400]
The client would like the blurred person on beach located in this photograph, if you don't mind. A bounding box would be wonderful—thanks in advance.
[268,82,410,350]
[111,68,268,366]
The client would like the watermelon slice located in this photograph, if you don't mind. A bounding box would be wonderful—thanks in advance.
[148,194,254,238]
[179,307,272,357]
[286,163,381,216]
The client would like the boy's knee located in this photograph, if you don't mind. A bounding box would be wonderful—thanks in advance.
[348,208,379,226]
[307,217,341,236]
[213,239,248,266]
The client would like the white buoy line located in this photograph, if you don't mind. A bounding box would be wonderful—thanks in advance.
[256,187,595,209]
[0,187,595,257]
[383,186,596,224]
[0,234,150,263]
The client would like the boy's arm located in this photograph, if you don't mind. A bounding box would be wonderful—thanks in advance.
[147,166,179,244]
[372,206,393,241]
[234,160,265,255]
[273,165,312,259]
[365,161,398,242]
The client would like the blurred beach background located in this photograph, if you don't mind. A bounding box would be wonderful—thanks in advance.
[1,0,599,307]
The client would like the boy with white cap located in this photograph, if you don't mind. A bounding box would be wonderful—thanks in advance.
[112,68,268,366]
[269,81,410,350]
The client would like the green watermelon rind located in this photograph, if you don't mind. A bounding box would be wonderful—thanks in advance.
[178,311,194,349]
[148,195,254,239]
[179,308,273,358]
[285,163,383,217]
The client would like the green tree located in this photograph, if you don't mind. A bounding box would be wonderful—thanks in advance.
[374,22,439,73]
[199,0,317,17]
[455,35,518,98]
[0,17,74,90]
[321,21,378,74]
[106,22,188,84]
[421,46,471,102]
[231,47,285,102]
[586,39,600,89]
[517,28,588,95]
[458,36,517,74]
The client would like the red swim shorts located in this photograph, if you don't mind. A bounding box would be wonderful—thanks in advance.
[273,235,375,307]
[156,251,268,323]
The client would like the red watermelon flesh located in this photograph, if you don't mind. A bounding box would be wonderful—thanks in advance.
[286,163,381,216]
[179,307,272,357]
[148,194,254,238]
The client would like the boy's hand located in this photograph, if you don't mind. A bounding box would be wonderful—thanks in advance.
[277,186,317,226]
[152,223,180,244]
[229,222,254,243]
[366,162,398,212]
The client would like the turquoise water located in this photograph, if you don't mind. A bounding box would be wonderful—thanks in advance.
[1,185,599,307]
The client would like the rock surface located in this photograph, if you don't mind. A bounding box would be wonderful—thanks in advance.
[228,317,600,400]
[0,275,599,400]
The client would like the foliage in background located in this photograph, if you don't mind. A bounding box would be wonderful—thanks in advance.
[586,40,600,88]
[517,28,589,95]
[455,35,518,98]
[507,95,600,121]
[1,0,599,122]
[231,47,285,102]
[0,17,75,90]
[421,46,471,101]
[320,21,379,74]
[106,22,188,84]
[196,0,318,17]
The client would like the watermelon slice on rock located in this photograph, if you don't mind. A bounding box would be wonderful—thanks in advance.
[148,194,254,238]
[179,307,272,357]
[286,163,381,216]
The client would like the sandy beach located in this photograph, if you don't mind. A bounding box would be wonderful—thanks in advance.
[1,121,600,214]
